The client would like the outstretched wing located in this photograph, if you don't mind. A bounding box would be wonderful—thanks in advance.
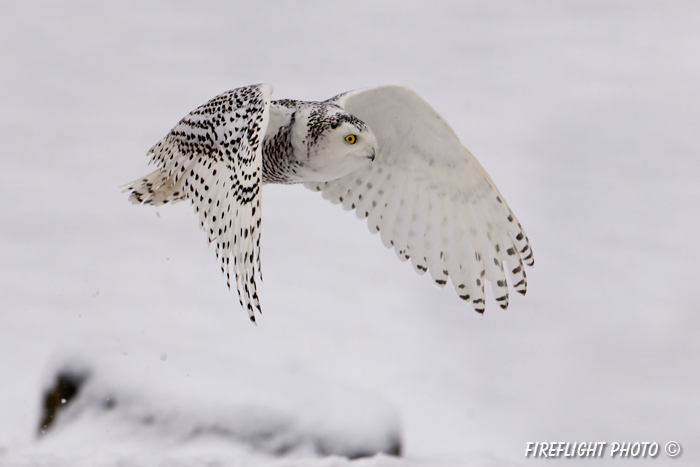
[125,84,272,322]
[306,85,533,313]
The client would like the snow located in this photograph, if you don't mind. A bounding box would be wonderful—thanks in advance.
[34,349,401,459]
[1,1,699,466]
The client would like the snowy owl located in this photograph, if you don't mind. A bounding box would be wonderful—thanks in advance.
[124,84,533,323]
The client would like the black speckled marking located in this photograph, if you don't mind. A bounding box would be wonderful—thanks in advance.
[262,111,300,184]
[126,84,269,323]
[305,104,368,152]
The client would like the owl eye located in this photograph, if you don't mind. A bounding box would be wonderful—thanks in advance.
[344,134,357,144]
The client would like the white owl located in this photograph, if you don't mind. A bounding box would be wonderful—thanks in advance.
[124,84,533,323]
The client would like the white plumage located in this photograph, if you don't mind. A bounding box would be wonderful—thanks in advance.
[125,84,533,322]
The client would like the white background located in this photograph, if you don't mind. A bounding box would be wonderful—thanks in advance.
[1,1,698,466]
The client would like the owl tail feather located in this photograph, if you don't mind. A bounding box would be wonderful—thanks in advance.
[122,168,187,206]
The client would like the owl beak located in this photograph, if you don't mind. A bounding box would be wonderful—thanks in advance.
[367,148,376,161]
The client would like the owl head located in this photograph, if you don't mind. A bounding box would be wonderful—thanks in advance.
[292,104,377,182]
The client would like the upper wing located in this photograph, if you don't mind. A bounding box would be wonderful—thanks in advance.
[306,85,533,313]
[125,84,272,322]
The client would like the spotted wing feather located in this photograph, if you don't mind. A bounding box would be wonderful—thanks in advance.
[306,85,533,313]
[124,84,272,322]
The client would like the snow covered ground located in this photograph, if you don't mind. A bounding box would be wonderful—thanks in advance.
[1,1,699,466]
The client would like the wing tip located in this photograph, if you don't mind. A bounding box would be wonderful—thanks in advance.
[258,83,274,101]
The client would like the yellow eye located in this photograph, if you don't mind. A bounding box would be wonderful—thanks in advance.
[345,134,357,144]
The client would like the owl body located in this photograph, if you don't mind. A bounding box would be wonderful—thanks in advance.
[125,84,534,323]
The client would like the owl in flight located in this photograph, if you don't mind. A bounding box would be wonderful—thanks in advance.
[125,84,533,323]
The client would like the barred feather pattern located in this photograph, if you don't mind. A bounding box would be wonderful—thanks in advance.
[124,84,272,322]
[306,159,533,313]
